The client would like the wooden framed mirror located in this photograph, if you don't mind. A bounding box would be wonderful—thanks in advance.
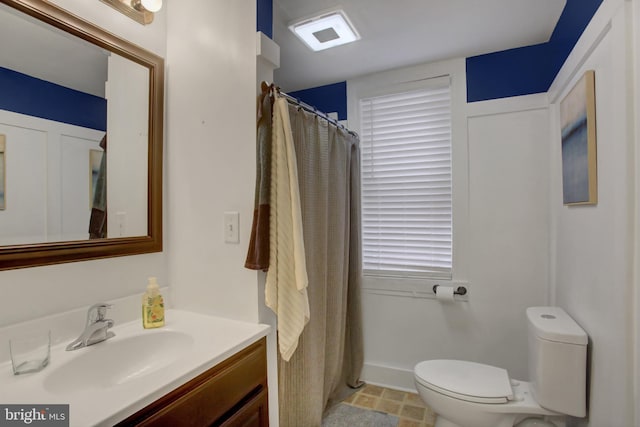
[0,0,163,270]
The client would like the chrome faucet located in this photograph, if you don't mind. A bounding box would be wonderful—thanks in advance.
[66,303,115,351]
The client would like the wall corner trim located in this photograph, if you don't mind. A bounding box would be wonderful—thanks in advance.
[466,93,550,118]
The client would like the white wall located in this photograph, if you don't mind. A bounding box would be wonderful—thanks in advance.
[166,0,260,323]
[345,2,639,425]
[548,0,634,426]
[106,53,149,238]
[0,0,265,377]
[633,0,640,424]
[348,60,550,389]
[0,110,105,244]
[0,111,48,244]
[0,0,168,327]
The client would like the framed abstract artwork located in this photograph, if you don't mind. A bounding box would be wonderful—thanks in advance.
[560,70,597,206]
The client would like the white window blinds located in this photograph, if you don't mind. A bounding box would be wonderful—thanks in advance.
[360,80,452,278]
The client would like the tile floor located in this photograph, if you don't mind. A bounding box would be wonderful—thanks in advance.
[342,384,436,427]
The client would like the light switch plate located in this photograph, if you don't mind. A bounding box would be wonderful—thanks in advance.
[116,211,127,237]
[224,211,240,243]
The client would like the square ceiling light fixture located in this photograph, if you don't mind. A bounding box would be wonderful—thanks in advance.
[289,10,360,52]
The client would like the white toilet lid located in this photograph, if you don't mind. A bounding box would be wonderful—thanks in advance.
[414,360,514,404]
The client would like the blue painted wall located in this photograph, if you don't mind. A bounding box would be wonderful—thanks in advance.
[257,0,273,39]
[289,82,347,121]
[466,0,604,102]
[271,0,604,115]
[0,67,106,131]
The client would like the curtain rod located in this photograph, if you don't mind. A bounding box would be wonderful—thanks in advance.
[275,88,359,138]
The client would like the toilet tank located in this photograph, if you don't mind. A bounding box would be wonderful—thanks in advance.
[527,307,588,418]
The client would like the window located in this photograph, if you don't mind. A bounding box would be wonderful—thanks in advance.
[360,79,452,279]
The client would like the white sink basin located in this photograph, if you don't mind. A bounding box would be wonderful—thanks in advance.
[44,330,194,394]
[0,309,270,427]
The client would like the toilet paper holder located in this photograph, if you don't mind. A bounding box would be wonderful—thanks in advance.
[432,284,467,296]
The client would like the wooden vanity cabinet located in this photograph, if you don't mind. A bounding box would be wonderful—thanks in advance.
[116,338,268,427]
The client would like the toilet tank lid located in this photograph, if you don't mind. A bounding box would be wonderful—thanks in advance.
[527,307,587,345]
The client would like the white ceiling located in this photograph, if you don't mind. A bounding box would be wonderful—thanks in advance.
[273,0,567,92]
[0,3,108,98]
[2,1,568,98]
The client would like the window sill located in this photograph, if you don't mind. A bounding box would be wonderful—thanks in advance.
[362,275,469,301]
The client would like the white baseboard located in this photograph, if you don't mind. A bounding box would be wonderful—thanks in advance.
[361,362,418,393]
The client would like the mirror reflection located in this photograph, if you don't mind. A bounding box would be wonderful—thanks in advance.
[0,2,149,246]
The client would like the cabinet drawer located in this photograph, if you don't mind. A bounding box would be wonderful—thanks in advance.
[218,388,268,427]
[117,338,267,427]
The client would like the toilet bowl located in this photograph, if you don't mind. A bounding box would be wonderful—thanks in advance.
[415,360,560,427]
[413,307,588,427]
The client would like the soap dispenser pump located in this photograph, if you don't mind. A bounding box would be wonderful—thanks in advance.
[142,276,165,329]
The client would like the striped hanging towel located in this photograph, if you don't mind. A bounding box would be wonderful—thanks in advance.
[264,96,310,361]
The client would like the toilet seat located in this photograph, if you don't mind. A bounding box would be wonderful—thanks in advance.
[414,360,514,404]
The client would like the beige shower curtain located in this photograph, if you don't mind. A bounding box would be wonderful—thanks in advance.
[276,102,364,427]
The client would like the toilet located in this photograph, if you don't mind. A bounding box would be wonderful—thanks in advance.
[414,307,588,427]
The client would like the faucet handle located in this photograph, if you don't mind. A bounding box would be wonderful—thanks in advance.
[87,303,113,323]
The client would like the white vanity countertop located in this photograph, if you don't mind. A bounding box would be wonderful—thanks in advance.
[0,309,270,427]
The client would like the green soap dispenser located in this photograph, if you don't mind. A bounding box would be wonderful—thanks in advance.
[142,276,165,328]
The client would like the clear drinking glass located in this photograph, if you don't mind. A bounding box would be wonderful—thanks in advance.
[9,330,51,375]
